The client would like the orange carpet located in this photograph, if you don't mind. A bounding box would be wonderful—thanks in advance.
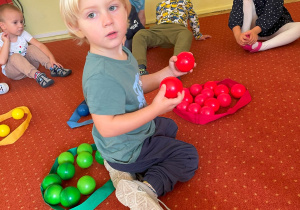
[0,2,299,209]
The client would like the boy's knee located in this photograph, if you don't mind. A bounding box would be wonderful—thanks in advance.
[9,53,24,62]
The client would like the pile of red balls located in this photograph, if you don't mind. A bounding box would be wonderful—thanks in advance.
[176,81,246,115]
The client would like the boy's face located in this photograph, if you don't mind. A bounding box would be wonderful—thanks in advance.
[76,0,128,53]
[0,9,24,36]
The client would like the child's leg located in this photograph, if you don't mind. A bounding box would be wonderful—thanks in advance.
[4,53,54,88]
[24,45,52,70]
[258,22,300,51]
[4,53,39,80]
[132,26,169,68]
[171,26,193,56]
[110,117,199,196]
[25,45,72,77]
[241,0,257,33]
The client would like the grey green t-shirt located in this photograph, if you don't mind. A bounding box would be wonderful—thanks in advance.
[82,47,155,164]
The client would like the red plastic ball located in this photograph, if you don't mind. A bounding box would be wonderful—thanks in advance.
[217,93,232,107]
[214,84,229,96]
[203,81,217,90]
[183,88,191,96]
[175,52,195,72]
[176,101,190,111]
[160,77,183,98]
[201,88,214,98]
[194,94,207,106]
[204,98,220,112]
[231,84,246,98]
[187,103,201,114]
[189,84,203,96]
[182,93,193,104]
[200,106,215,116]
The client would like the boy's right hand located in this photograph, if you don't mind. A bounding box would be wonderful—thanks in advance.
[151,84,185,115]
[1,32,10,42]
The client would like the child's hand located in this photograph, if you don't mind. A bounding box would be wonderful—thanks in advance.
[151,84,185,115]
[235,33,249,46]
[1,32,10,43]
[197,34,212,40]
[244,30,258,45]
[170,55,195,77]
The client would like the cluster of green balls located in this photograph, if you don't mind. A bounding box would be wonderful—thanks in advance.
[42,143,104,208]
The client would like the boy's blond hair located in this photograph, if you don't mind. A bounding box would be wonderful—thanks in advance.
[0,4,22,22]
[60,0,131,44]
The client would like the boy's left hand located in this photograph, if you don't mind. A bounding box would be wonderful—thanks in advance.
[197,34,212,40]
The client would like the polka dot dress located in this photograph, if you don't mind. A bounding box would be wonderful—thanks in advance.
[228,0,293,36]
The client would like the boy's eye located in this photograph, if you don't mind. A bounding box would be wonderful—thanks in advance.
[109,5,117,11]
[87,12,96,18]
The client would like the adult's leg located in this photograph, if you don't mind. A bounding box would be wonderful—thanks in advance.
[258,22,300,51]
[4,53,39,80]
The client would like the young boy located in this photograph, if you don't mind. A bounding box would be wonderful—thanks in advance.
[0,4,72,88]
[60,0,199,209]
[132,0,211,75]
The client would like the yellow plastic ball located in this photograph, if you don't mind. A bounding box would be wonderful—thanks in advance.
[0,124,10,137]
[12,108,24,120]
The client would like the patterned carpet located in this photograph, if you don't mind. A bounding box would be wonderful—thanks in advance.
[0,2,299,210]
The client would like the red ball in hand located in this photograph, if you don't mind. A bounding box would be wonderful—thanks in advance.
[217,93,232,107]
[160,77,183,98]
[214,84,229,96]
[204,98,220,112]
[187,103,201,114]
[175,52,195,72]
[231,84,246,98]
[189,84,202,96]
[176,101,190,111]
[200,106,215,116]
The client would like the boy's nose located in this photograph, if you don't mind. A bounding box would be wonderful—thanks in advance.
[102,13,113,27]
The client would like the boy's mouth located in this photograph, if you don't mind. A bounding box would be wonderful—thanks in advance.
[106,31,117,38]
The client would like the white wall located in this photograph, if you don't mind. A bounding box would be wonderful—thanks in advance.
[18,0,299,42]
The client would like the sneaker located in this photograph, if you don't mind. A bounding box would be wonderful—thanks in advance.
[104,160,135,188]
[50,65,72,77]
[0,83,9,94]
[36,73,54,88]
[116,180,169,210]
[138,64,149,76]
[139,68,149,76]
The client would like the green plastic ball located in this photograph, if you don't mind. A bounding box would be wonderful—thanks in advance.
[57,162,75,180]
[60,186,81,208]
[95,151,104,165]
[42,174,62,190]
[76,151,93,168]
[44,184,63,205]
[57,152,74,165]
[58,151,75,165]
[77,143,93,155]
[77,175,96,195]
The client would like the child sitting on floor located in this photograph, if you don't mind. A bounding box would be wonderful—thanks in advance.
[0,4,72,88]
[132,0,211,75]
[228,0,300,52]
[60,0,199,209]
